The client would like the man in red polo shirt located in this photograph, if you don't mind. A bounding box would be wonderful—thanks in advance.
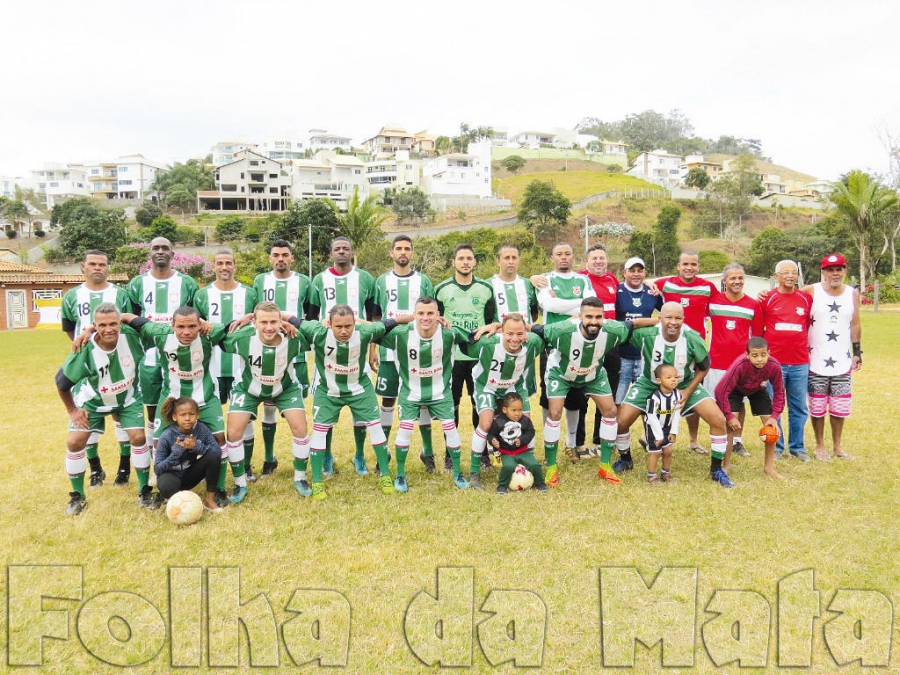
[654,251,717,454]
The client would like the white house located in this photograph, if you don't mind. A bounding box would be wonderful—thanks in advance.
[627,149,683,186]
[210,140,256,166]
[291,152,368,210]
[31,163,90,208]
[197,150,291,212]
[0,177,25,200]
[363,126,418,160]
[111,155,166,200]
[421,139,492,199]
[258,134,306,162]
[308,129,353,154]
[364,151,422,193]
[510,130,555,148]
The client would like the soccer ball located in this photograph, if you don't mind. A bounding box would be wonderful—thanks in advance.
[166,490,203,526]
[759,425,779,445]
[508,465,534,491]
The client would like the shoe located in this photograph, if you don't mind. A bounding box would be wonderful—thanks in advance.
[638,438,648,450]
[453,474,469,489]
[444,453,453,471]
[420,453,436,474]
[496,485,509,495]
[647,475,664,487]
[597,466,622,485]
[661,472,677,484]
[214,490,230,509]
[732,441,750,457]
[565,446,578,461]
[113,469,129,486]
[245,465,257,482]
[394,476,408,493]
[774,451,784,461]
[203,494,223,513]
[710,469,736,488]
[545,465,560,488]
[89,469,106,488]
[535,484,549,492]
[230,486,247,504]
[353,455,369,476]
[613,457,634,474]
[791,451,812,462]
[65,492,86,515]
[322,452,335,478]
[469,473,483,490]
[138,485,159,508]
[378,475,396,494]
[261,459,278,477]
[293,480,312,497]
[311,482,327,500]
[480,452,492,470]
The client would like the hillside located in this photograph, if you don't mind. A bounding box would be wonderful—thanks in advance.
[493,170,662,205]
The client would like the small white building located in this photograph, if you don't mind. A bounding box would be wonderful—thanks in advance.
[510,130,555,148]
[111,155,166,200]
[628,149,684,186]
[31,163,90,208]
[210,140,256,166]
[421,139,492,198]
[258,134,306,162]
[0,176,26,200]
[365,151,422,193]
[198,150,291,212]
[291,152,368,210]
[308,129,353,154]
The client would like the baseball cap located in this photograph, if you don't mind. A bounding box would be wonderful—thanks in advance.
[624,257,646,270]
[821,253,846,269]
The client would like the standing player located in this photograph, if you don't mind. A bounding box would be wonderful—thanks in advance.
[615,257,663,404]
[61,250,132,488]
[372,235,436,468]
[653,251,717,455]
[434,244,496,469]
[194,249,258,476]
[56,303,153,514]
[126,237,199,445]
[308,236,379,475]
[706,263,763,457]
[251,240,310,479]
[615,302,732,487]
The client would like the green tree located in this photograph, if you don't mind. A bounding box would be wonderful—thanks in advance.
[387,188,434,225]
[694,154,764,237]
[150,215,178,241]
[434,136,451,156]
[746,226,789,276]
[165,184,194,220]
[58,203,128,259]
[215,216,244,241]
[500,155,526,174]
[829,170,899,290]
[626,230,655,273]
[271,199,340,276]
[685,167,711,190]
[135,203,163,227]
[653,205,681,274]
[517,180,571,240]
[3,200,29,234]
[698,250,729,274]
[150,159,215,206]
[337,186,388,249]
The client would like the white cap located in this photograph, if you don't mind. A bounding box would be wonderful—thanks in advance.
[624,257,646,270]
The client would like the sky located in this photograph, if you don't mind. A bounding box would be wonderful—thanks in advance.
[2,0,898,182]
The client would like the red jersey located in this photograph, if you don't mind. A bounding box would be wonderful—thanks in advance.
[579,269,619,319]
[761,290,812,365]
[708,292,763,369]
[654,275,716,337]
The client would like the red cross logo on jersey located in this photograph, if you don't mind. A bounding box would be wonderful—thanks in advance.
[388,310,395,318]
[411,368,418,373]
[100,387,109,393]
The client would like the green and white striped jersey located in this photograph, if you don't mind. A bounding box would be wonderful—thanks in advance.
[489,275,537,321]
[195,282,257,378]
[299,320,386,397]
[380,324,467,403]
[630,325,709,384]
[221,326,309,398]
[541,320,631,384]
[61,330,144,412]
[310,267,376,319]
[61,283,130,336]
[537,271,595,324]
[374,270,434,360]
[126,272,198,368]
[470,332,545,394]
[252,271,310,318]
[137,322,227,406]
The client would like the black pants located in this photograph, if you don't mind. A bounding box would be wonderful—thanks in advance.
[452,360,479,430]
[157,449,221,499]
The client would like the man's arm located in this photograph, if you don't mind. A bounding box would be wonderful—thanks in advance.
[536,288,581,315]
[56,369,89,430]
[851,287,862,370]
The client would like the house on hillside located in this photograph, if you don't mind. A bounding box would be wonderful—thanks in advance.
[365,152,422,193]
[628,149,683,187]
[30,163,90,208]
[679,155,723,184]
[291,152,368,210]
[363,127,417,160]
[197,150,291,212]
[258,135,306,162]
[210,140,256,166]
[421,139,492,199]
[308,129,353,153]
[510,130,555,148]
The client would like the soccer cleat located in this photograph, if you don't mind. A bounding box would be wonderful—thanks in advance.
[647,475,664,487]
[230,485,248,504]
[294,480,312,498]
[394,476,408,493]
[444,453,453,471]
[468,473,483,490]
[710,469,736,488]
[597,465,622,485]
[89,469,106,488]
[65,492,86,516]
[311,482,327,500]
[660,472,677,484]
[791,451,812,462]
[353,455,369,476]
[322,452,335,478]
[613,457,634,474]
[113,469,129,486]
[480,452,492,471]
[138,485,158,508]
[732,441,750,457]
[378,475,396,495]
[453,474,469,489]
[545,465,560,488]
[245,465,257,482]
[535,484,549,492]
[490,451,502,469]
[214,490,230,509]
[496,485,509,495]
[260,459,278,477]
[420,453,436,474]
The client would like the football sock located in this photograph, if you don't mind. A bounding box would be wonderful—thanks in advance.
[262,423,276,463]
[353,426,367,459]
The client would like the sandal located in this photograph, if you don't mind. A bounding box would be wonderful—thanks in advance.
[815,451,831,461]
[689,444,709,455]
[833,452,855,460]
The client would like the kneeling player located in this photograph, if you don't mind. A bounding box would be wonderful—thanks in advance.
[489,392,547,494]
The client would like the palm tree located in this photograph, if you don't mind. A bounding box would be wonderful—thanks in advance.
[829,170,898,290]
[337,187,389,249]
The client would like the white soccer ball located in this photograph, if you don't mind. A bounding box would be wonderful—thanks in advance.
[166,490,204,526]
[508,464,534,491]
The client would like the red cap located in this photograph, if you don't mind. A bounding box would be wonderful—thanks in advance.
[821,253,846,269]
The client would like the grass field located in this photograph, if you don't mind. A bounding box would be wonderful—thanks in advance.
[493,171,662,205]
[1,311,898,673]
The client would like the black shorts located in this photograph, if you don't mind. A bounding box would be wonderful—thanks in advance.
[728,388,772,418]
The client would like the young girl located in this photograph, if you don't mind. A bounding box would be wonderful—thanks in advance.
[644,364,683,486]
[154,397,224,512]
[487,392,548,494]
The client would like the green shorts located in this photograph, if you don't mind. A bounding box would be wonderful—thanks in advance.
[70,399,145,434]
[155,398,225,437]
[546,369,613,399]
[293,356,310,398]
[622,376,712,414]
[375,361,400,398]
[474,388,532,414]
[398,393,455,422]
[228,384,306,419]
[139,363,163,406]
[312,387,379,426]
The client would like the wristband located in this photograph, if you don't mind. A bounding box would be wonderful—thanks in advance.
[852,342,862,358]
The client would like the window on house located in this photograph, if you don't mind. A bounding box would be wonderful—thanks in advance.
[250,161,259,166]
[222,184,237,192]
[269,187,278,193]
[32,289,62,312]
[119,166,127,172]
[269,174,278,179]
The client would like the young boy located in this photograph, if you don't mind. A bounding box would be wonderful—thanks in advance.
[714,337,786,479]
[644,364,682,486]
[488,392,548,494]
